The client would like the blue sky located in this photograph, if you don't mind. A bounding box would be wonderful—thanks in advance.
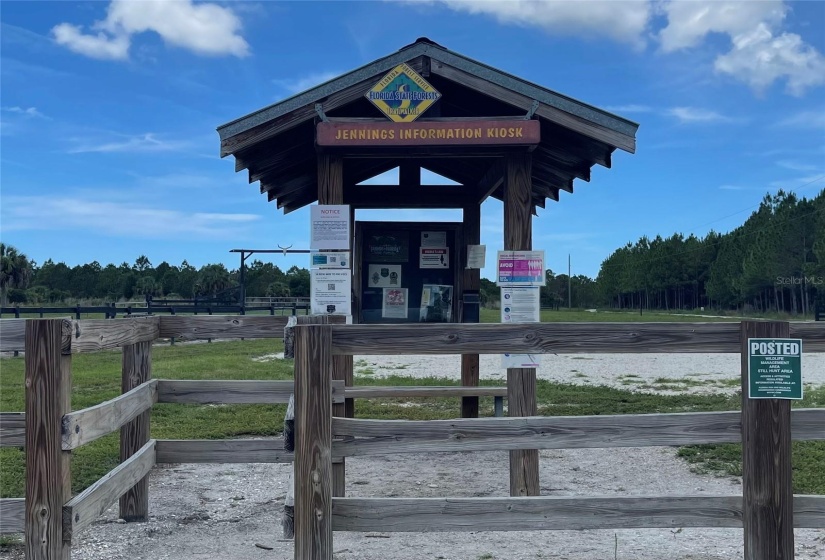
[1,0,823,280]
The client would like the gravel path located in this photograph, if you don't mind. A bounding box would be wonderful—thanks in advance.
[353,352,825,396]
[25,448,822,560]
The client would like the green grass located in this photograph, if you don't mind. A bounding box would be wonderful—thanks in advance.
[479,307,742,323]
[1,337,823,499]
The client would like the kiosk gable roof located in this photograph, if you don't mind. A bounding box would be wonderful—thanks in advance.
[217,38,639,214]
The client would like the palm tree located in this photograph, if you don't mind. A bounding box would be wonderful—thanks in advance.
[0,244,32,305]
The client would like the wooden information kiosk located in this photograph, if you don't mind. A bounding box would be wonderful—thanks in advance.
[218,38,638,496]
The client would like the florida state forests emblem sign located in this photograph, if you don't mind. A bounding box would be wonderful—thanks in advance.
[366,63,441,123]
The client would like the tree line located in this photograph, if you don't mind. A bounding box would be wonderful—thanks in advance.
[1,188,822,313]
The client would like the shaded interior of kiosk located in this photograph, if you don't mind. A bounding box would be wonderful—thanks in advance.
[356,221,465,324]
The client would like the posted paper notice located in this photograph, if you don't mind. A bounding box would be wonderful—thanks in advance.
[310,270,351,315]
[310,204,350,250]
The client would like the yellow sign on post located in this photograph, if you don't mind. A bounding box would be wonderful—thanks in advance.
[365,63,441,123]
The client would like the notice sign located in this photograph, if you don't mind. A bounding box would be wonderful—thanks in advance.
[421,231,447,248]
[310,270,351,315]
[501,287,540,324]
[497,251,545,286]
[382,288,408,319]
[420,247,449,268]
[311,251,349,269]
[310,204,350,250]
[747,338,803,399]
[368,264,402,288]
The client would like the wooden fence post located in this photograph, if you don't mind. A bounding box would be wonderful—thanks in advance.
[740,320,793,560]
[293,323,333,560]
[25,318,72,560]
[119,340,152,521]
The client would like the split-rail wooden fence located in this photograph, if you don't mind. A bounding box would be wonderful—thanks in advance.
[0,316,823,560]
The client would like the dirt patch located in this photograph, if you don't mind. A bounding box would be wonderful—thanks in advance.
[4,447,817,560]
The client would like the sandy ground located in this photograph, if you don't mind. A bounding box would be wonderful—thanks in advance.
[2,352,823,559]
[13,448,821,560]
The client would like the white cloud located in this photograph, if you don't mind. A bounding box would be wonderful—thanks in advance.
[52,23,130,60]
[665,107,735,124]
[659,1,825,95]
[776,160,818,172]
[1,195,260,239]
[272,71,342,95]
[719,184,749,191]
[775,109,825,129]
[52,0,249,61]
[67,133,190,154]
[412,0,652,47]
[2,106,47,118]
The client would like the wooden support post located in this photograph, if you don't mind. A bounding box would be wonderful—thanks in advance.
[462,203,481,418]
[25,319,71,559]
[740,321,793,560]
[318,153,353,497]
[293,323,333,560]
[119,340,152,521]
[504,152,540,497]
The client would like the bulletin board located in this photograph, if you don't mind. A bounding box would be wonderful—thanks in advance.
[354,221,464,324]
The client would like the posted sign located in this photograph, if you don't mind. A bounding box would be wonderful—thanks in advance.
[747,338,803,399]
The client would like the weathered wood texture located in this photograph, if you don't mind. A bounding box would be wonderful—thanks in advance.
[0,318,26,352]
[63,440,156,541]
[503,152,539,497]
[71,317,159,353]
[789,323,825,351]
[507,368,538,496]
[741,321,793,560]
[332,496,743,532]
[793,495,825,528]
[1,412,26,447]
[155,439,294,463]
[0,498,25,533]
[329,322,746,355]
[25,319,71,559]
[120,341,152,522]
[294,324,333,560]
[342,386,507,399]
[154,439,344,464]
[158,315,289,341]
[332,411,749,457]
[461,203,481,419]
[156,379,344,404]
[61,379,157,450]
[0,318,72,353]
[298,315,351,498]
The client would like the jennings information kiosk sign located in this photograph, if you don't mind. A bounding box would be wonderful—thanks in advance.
[747,338,803,399]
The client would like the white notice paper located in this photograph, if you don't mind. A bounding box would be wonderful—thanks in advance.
[421,231,447,248]
[382,288,408,319]
[420,247,449,268]
[310,204,350,250]
[310,251,350,269]
[310,270,351,315]
[501,287,540,323]
[467,245,486,269]
[368,264,402,288]
[502,353,542,368]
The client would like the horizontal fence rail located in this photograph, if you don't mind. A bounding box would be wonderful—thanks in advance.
[156,380,344,404]
[159,315,289,341]
[343,386,506,399]
[3,317,822,353]
[154,438,312,464]
[332,409,825,457]
[62,440,156,541]
[329,322,825,355]
[332,495,825,532]
[62,380,158,450]
[0,412,25,447]
[0,498,24,533]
